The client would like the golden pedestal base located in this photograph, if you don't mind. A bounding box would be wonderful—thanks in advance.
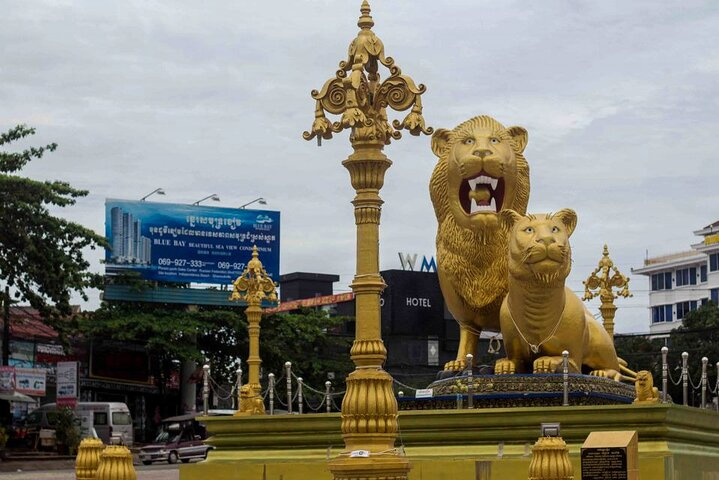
[181,404,719,480]
[329,455,410,480]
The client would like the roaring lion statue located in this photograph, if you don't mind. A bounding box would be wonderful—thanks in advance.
[429,115,530,371]
[493,209,624,380]
[634,370,660,404]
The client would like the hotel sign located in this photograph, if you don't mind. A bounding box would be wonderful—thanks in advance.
[398,252,437,273]
[705,233,719,245]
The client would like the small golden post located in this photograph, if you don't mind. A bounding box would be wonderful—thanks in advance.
[95,445,137,480]
[303,2,431,479]
[582,244,632,338]
[230,245,278,415]
[75,437,105,480]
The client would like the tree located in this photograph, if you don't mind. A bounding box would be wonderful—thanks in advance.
[664,302,719,406]
[0,125,106,362]
[616,303,719,406]
[614,334,665,375]
[76,302,354,397]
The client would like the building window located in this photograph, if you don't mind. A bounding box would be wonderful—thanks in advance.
[652,304,673,323]
[702,298,709,306]
[712,289,719,305]
[675,267,697,287]
[651,272,673,291]
[710,253,719,272]
[676,300,699,320]
[701,264,708,283]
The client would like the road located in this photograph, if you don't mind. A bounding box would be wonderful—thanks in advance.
[0,463,179,480]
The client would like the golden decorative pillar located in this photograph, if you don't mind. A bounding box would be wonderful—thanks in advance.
[230,245,278,415]
[528,436,575,480]
[303,2,431,479]
[582,244,632,338]
[95,445,137,480]
[75,437,105,480]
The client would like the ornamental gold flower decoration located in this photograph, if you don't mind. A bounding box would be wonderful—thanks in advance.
[303,1,432,146]
[230,245,278,305]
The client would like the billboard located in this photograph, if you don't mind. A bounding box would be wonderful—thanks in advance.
[105,199,280,284]
[15,368,47,396]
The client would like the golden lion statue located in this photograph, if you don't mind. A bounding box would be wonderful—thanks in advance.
[634,370,660,404]
[493,209,624,380]
[429,115,530,371]
[236,384,265,415]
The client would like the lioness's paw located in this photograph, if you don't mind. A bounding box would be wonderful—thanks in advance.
[533,356,563,374]
[444,359,466,372]
[494,358,516,375]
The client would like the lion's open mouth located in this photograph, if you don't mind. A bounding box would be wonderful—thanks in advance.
[458,173,505,215]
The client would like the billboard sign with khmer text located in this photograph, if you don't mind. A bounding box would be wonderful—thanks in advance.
[105,199,280,284]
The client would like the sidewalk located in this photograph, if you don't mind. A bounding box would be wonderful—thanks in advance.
[0,456,75,473]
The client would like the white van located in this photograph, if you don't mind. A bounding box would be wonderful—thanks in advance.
[27,402,134,446]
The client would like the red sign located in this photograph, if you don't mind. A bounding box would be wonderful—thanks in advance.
[56,397,77,408]
[266,292,354,313]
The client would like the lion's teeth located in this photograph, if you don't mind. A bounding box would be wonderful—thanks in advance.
[468,178,478,191]
[490,178,498,190]
[470,198,497,214]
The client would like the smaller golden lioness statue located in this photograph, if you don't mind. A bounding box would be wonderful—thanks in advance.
[494,209,624,380]
[634,370,660,404]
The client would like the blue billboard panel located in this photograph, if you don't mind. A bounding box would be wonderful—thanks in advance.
[105,199,280,284]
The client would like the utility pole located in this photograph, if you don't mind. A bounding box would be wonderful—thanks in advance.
[2,286,10,366]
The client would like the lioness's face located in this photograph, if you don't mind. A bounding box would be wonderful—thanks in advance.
[446,124,521,232]
[501,209,577,282]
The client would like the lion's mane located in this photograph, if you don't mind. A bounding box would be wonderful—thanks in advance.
[429,115,530,327]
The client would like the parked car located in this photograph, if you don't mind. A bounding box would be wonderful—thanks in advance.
[25,402,134,446]
[139,413,212,465]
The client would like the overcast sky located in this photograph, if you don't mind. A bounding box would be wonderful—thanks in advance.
[2,0,718,333]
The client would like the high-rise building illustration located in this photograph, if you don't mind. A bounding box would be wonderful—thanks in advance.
[109,207,151,264]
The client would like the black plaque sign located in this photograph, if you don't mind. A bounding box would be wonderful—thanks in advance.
[581,447,628,480]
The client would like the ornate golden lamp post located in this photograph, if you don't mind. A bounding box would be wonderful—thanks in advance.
[230,245,278,415]
[303,2,431,479]
[582,244,632,338]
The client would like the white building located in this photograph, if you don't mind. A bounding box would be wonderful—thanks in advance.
[632,220,719,335]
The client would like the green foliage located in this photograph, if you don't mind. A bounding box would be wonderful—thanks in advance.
[260,309,353,388]
[665,303,719,406]
[614,334,665,374]
[615,303,719,406]
[76,302,248,381]
[0,125,107,322]
[53,407,80,454]
[76,302,354,391]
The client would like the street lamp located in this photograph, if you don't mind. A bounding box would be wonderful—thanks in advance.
[140,188,165,201]
[192,194,220,205]
[238,197,267,209]
[303,3,431,480]
[229,246,278,415]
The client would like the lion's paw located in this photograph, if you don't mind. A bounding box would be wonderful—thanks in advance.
[444,359,466,372]
[533,356,563,374]
[494,358,516,375]
[590,369,622,381]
